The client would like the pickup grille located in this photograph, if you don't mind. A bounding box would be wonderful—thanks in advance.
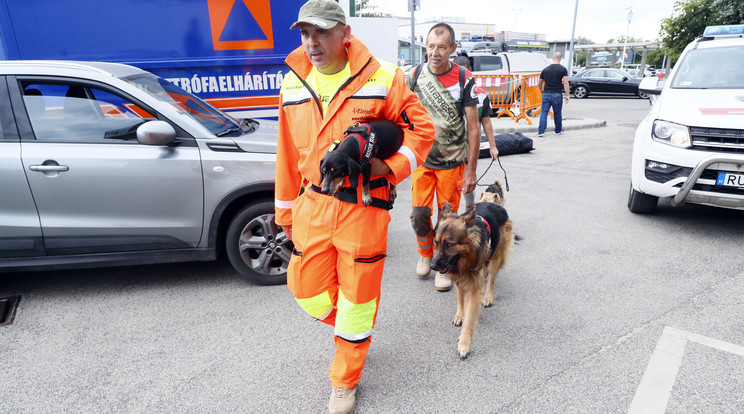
[690,126,744,153]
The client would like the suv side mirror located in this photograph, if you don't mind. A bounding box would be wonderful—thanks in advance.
[137,120,176,146]
[639,77,662,95]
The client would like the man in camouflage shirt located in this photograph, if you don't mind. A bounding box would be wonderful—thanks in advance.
[407,23,480,291]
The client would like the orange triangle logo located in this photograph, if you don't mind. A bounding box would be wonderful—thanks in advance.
[207,0,274,50]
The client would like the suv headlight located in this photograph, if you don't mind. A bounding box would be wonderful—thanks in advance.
[652,120,691,148]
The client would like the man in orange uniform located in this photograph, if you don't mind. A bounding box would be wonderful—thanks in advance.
[274,1,434,413]
[408,23,481,291]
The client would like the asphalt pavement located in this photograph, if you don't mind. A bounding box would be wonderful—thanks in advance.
[3,98,743,414]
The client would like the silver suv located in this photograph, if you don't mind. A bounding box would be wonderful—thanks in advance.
[0,61,289,285]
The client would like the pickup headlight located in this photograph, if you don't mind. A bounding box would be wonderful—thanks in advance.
[652,120,691,148]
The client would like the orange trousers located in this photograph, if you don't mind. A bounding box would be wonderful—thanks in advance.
[410,164,465,257]
[287,188,390,389]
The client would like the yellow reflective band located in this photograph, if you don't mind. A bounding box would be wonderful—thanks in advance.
[295,291,334,320]
[334,290,377,341]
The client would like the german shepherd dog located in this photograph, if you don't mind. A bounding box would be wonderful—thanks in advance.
[430,181,515,359]
[319,120,403,207]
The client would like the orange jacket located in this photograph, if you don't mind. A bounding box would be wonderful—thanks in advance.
[274,35,435,226]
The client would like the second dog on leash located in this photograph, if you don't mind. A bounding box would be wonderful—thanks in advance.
[430,180,515,359]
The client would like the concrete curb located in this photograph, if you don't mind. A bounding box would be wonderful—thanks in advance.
[491,117,607,134]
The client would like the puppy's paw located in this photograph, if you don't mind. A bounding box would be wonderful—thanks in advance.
[481,295,495,307]
[362,192,373,207]
[457,340,471,359]
[453,313,463,326]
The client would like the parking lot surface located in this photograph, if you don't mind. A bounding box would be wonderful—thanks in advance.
[2,98,743,413]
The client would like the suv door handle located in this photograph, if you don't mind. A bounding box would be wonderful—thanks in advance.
[30,165,69,172]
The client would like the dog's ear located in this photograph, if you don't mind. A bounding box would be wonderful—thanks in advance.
[347,158,360,189]
[463,206,476,227]
[441,202,453,216]
[318,159,326,186]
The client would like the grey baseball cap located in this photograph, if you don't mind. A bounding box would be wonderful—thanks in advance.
[289,0,346,30]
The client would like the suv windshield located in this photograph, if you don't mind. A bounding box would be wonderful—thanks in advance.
[671,46,744,89]
[120,73,243,135]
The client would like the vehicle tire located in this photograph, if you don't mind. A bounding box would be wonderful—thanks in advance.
[226,200,292,285]
[638,91,650,99]
[627,183,658,214]
[573,85,588,99]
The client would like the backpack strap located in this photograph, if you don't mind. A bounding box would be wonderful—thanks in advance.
[408,62,427,91]
[458,64,466,117]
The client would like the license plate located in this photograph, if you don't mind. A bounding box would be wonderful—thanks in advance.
[716,172,744,188]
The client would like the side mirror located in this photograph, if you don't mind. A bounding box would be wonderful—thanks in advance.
[137,120,176,146]
[639,76,662,95]
[623,76,629,81]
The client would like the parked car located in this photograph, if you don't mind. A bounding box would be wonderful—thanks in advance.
[628,24,744,214]
[0,60,289,285]
[569,68,649,99]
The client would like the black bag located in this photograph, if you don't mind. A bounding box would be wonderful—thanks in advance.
[494,132,534,156]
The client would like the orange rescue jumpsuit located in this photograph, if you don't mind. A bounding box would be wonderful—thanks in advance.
[275,35,434,389]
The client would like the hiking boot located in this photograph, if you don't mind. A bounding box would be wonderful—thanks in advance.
[329,386,357,414]
[416,256,431,278]
[434,272,452,291]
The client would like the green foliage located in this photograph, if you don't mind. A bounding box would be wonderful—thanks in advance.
[354,0,391,18]
[659,0,742,59]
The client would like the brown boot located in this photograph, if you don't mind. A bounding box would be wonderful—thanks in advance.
[328,386,357,414]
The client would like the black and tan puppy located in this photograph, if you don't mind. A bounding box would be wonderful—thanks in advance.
[319,120,403,206]
[479,179,506,206]
[430,200,516,359]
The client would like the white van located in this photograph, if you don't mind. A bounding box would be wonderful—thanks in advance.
[464,51,550,76]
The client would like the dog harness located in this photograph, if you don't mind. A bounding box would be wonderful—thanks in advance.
[312,123,393,210]
[476,215,492,250]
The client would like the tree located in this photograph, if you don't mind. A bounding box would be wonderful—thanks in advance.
[660,0,716,58]
[353,0,391,18]
[659,0,743,60]
[714,0,744,25]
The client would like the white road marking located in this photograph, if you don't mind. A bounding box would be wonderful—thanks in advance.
[628,326,744,414]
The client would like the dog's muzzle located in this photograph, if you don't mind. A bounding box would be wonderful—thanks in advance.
[431,254,459,274]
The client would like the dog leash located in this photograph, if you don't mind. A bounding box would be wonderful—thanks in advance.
[475,157,510,192]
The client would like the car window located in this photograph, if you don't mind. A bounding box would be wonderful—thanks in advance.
[22,82,155,141]
[477,56,503,71]
[671,46,744,89]
[606,70,625,79]
[584,70,605,78]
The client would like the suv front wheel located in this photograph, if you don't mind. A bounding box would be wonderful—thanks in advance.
[226,200,292,285]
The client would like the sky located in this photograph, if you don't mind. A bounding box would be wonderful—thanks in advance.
[368,0,678,43]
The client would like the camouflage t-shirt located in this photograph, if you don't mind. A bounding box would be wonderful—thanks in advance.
[408,63,478,169]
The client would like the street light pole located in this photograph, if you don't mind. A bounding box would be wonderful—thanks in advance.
[567,0,579,75]
[621,7,633,70]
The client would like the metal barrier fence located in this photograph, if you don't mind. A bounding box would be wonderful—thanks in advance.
[474,74,552,125]
[474,74,518,121]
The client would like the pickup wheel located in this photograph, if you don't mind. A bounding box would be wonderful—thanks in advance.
[226,200,292,285]
[627,183,658,214]
[573,85,588,99]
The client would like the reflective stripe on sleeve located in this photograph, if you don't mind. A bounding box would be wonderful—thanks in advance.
[334,290,376,341]
[275,198,293,209]
[295,290,335,320]
[397,145,417,175]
